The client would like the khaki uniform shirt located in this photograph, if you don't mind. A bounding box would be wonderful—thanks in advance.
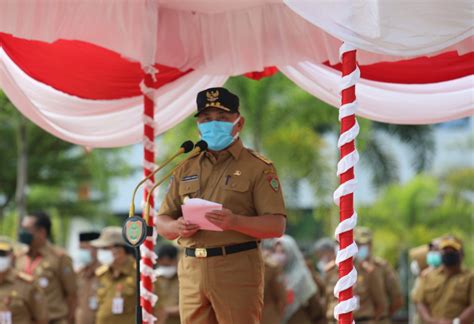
[155,273,180,324]
[373,257,402,316]
[95,256,136,324]
[76,261,100,324]
[0,269,47,324]
[15,243,77,321]
[158,139,286,247]
[412,266,474,319]
[262,259,286,324]
[325,260,387,323]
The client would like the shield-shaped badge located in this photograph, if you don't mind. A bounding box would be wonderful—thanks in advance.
[122,216,147,247]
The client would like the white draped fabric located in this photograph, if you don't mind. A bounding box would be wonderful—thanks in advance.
[0,48,227,147]
[0,0,473,147]
[0,1,472,71]
[279,62,474,125]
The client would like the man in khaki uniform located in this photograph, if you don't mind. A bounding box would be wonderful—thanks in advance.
[76,231,101,324]
[0,236,48,324]
[16,211,77,324]
[91,227,137,324]
[413,236,474,324]
[154,244,180,324]
[355,227,403,323]
[324,258,387,323]
[156,87,287,324]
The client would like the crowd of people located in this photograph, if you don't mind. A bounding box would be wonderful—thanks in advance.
[0,211,472,324]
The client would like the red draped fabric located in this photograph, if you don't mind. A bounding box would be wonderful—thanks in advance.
[0,33,191,100]
[325,51,474,84]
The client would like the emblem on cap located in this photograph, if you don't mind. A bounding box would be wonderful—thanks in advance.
[206,90,219,102]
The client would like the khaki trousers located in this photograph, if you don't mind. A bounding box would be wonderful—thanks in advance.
[178,248,264,324]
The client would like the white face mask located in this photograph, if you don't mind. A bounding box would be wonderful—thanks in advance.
[156,265,177,279]
[97,249,114,266]
[78,249,93,266]
[0,256,11,272]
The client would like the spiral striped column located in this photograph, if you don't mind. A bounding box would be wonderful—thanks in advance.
[332,43,360,324]
[140,66,159,324]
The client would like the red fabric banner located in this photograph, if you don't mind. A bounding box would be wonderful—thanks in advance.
[326,51,474,84]
[0,33,191,100]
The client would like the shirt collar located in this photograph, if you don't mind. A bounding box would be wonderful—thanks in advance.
[227,138,244,160]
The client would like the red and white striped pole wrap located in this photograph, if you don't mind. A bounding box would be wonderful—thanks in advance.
[333,43,360,324]
[140,66,159,324]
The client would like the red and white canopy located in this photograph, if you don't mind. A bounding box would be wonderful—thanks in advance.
[0,0,472,147]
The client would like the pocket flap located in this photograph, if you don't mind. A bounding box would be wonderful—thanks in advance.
[224,178,250,192]
[179,180,200,195]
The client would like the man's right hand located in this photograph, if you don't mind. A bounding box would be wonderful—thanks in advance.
[174,217,199,238]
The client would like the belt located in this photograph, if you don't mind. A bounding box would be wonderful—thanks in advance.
[185,241,258,258]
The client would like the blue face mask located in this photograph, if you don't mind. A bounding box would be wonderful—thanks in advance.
[426,251,442,268]
[356,245,370,261]
[198,117,240,151]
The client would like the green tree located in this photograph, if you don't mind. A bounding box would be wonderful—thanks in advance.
[359,169,474,267]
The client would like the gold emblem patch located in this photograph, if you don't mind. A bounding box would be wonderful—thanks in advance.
[206,90,219,102]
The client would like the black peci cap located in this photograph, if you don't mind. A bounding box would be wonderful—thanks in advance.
[79,231,101,242]
[195,87,239,117]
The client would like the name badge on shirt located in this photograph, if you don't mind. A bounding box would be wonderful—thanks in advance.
[112,297,124,314]
[0,311,12,324]
[182,175,198,182]
[88,296,98,310]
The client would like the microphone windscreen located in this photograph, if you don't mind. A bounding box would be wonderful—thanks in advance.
[195,140,208,152]
[181,140,195,153]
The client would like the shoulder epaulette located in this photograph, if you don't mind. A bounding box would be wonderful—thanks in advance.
[95,265,109,277]
[248,150,273,165]
[17,271,34,283]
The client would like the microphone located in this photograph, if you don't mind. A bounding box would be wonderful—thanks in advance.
[143,140,207,222]
[129,140,194,217]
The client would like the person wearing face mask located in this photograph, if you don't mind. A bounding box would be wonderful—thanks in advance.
[0,236,48,324]
[154,244,180,324]
[354,227,403,323]
[15,211,77,324]
[273,235,325,324]
[323,228,387,324]
[413,236,474,324]
[156,87,287,324]
[91,226,137,324]
[75,231,101,324]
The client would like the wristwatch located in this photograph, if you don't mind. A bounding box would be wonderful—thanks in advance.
[452,317,460,324]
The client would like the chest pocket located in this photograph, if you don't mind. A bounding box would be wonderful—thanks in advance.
[179,180,200,198]
[35,265,55,292]
[423,278,443,304]
[223,178,250,193]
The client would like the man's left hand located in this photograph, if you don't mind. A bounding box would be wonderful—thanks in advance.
[205,208,238,230]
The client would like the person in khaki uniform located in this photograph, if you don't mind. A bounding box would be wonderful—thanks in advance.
[75,231,101,324]
[154,244,180,324]
[0,236,48,324]
[156,87,287,324]
[324,248,387,323]
[15,211,77,324]
[91,227,137,324]
[413,236,474,324]
[355,227,403,323]
[260,240,286,324]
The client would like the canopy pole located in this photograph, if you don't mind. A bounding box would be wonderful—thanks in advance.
[333,43,360,324]
[140,66,159,324]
